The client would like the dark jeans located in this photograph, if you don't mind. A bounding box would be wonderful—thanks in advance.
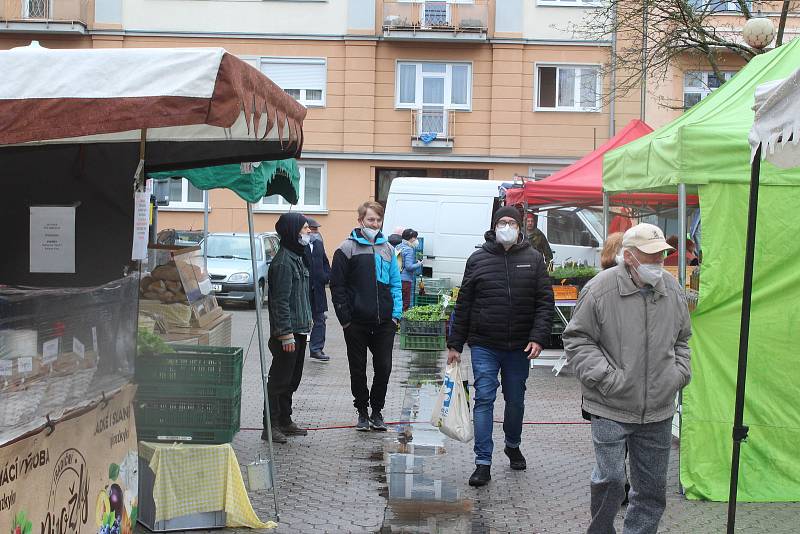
[471,345,530,465]
[401,281,413,311]
[264,333,307,427]
[309,310,326,354]
[343,321,395,413]
[588,416,672,534]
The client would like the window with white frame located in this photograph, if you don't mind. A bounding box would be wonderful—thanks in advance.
[260,163,327,212]
[396,62,472,110]
[164,178,205,209]
[537,0,601,6]
[536,64,600,112]
[527,168,556,180]
[260,58,326,107]
[688,0,751,13]
[683,70,736,109]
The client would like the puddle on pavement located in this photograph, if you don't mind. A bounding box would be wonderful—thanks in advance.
[378,350,478,533]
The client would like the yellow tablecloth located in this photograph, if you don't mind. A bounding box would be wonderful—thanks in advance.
[140,441,277,529]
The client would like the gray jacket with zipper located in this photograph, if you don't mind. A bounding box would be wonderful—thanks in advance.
[562,263,692,424]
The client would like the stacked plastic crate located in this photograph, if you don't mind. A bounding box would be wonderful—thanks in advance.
[400,317,447,351]
[414,277,451,307]
[134,345,243,444]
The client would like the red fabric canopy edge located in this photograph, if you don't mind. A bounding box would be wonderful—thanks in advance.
[505,120,698,208]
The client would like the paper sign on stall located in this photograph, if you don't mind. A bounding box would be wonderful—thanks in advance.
[42,338,59,365]
[132,192,150,260]
[72,337,85,359]
[29,206,76,273]
[18,357,33,373]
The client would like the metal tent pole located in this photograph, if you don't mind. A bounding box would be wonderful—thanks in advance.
[602,191,610,240]
[246,202,280,521]
[678,183,687,288]
[677,182,687,494]
[203,191,209,271]
[726,145,761,533]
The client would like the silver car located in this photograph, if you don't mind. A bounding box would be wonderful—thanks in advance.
[203,232,280,308]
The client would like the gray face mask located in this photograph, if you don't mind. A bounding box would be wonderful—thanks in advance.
[495,226,519,246]
[631,255,664,286]
[362,227,379,241]
[298,233,311,247]
[309,233,322,243]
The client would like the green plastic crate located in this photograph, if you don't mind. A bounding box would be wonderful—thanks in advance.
[413,294,442,307]
[135,393,241,444]
[135,345,243,387]
[136,425,238,445]
[417,277,452,295]
[399,334,446,351]
[401,319,447,336]
[136,381,240,400]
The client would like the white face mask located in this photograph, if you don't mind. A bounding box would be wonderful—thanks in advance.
[631,254,664,286]
[298,233,311,246]
[362,227,379,241]
[495,226,519,246]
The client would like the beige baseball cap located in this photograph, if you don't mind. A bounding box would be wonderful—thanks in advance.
[622,223,674,254]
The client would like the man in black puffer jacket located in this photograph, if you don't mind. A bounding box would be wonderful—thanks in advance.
[447,206,554,487]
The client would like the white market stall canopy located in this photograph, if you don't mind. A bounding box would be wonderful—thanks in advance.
[0,43,306,170]
[750,67,800,169]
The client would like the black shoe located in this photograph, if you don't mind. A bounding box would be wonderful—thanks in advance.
[622,482,631,506]
[504,446,527,471]
[370,411,387,431]
[310,352,330,362]
[356,411,371,431]
[261,426,287,443]
[469,465,491,487]
[280,421,308,436]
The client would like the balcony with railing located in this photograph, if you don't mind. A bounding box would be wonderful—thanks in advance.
[411,108,455,149]
[383,1,488,40]
[1,0,90,34]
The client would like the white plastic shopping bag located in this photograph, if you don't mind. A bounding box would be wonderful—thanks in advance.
[430,362,474,443]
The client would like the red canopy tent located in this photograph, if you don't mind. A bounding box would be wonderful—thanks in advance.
[505,120,698,209]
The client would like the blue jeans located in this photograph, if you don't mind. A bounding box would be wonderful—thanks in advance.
[471,345,530,466]
[309,311,326,354]
[588,416,672,534]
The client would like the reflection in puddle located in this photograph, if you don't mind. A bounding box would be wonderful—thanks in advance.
[380,351,475,533]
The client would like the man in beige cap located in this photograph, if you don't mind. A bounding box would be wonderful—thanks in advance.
[563,223,692,534]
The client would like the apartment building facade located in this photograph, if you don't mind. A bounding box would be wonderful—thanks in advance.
[1,0,789,239]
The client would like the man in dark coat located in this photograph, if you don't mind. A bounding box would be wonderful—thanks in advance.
[447,206,555,487]
[304,217,332,362]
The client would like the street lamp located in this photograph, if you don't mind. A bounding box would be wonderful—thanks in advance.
[743,17,776,50]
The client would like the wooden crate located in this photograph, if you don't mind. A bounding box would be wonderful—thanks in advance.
[552,285,578,300]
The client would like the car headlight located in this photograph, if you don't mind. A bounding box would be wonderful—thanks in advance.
[228,272,250,283]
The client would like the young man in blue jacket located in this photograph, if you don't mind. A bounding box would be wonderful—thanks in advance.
[330,201,403,431]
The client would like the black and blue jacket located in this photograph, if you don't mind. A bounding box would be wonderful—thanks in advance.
[330,229,402,326]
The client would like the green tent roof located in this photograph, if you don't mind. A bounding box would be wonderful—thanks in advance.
[603,37,800,194]
[603,39,800,503]
[149,158,300,204]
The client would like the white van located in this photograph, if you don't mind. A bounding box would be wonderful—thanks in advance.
[383,178,602,285]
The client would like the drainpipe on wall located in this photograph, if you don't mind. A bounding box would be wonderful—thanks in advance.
[609,1,618,139]
[640,0,648,122]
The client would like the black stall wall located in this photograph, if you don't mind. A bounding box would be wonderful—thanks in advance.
[0,143,138,287]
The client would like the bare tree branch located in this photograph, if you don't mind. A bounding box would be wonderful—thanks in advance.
[566,0,800,110]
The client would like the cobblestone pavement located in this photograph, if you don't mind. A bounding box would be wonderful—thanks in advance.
[165,301,800,534]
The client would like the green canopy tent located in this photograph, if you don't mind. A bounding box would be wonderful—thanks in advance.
[150,158,301,205]
[603,37,800,503]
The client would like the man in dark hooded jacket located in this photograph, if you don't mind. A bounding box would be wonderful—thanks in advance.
[447,206,555,486]
[263,212,313,444]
